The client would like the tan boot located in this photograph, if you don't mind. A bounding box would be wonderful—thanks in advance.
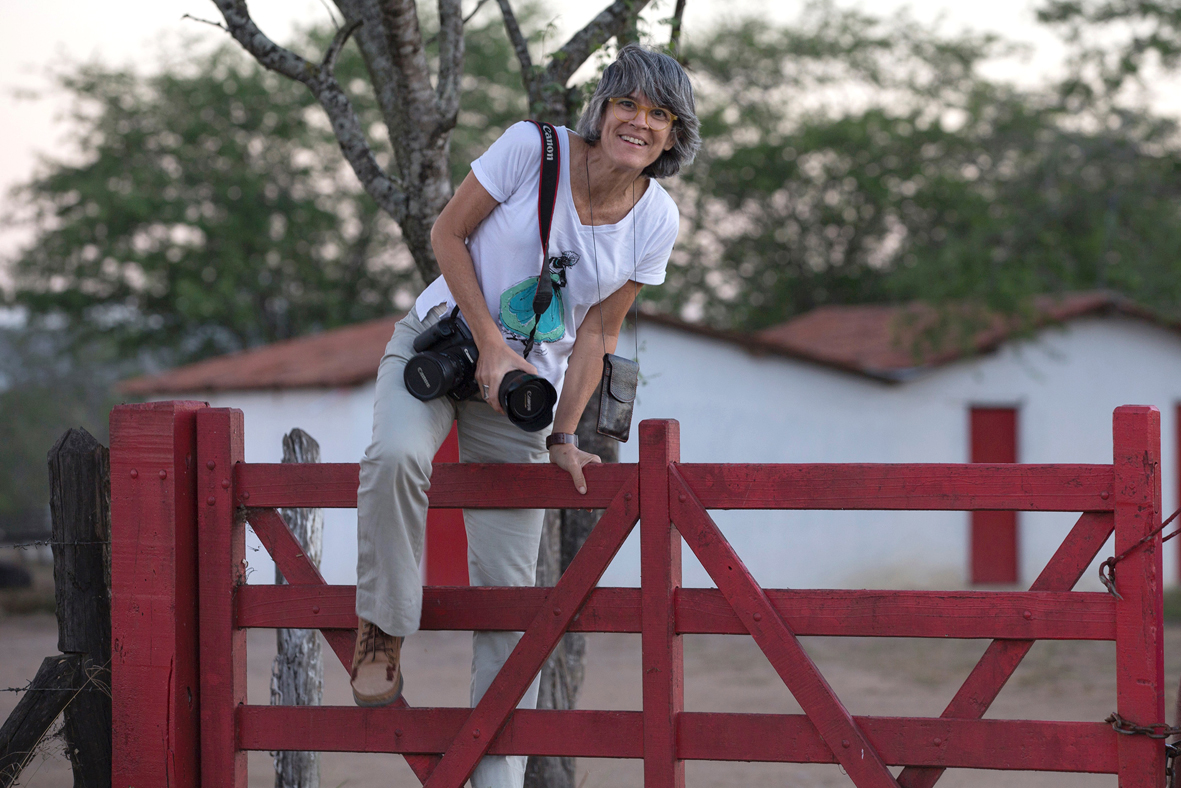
[350,618,404,707]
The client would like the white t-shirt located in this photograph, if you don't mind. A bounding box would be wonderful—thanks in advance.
[414,121,679,400]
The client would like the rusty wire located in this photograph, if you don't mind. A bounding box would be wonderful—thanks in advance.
[1099,504,1181,599]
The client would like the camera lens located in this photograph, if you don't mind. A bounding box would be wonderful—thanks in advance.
[404,352,464,401]
[498,371,557,432]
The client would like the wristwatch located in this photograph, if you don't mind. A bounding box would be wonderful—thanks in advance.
[546,433,578,449]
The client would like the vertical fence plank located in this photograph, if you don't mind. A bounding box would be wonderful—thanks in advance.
[109,401,206,788]
[49,428,112,788]
[640,420,684,788]
[197,408,247,788]
[1111,405,1166,787]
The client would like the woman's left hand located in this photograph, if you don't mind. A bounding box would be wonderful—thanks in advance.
[548,442,602,495]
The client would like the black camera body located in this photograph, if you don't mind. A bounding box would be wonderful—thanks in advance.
[404,312,557,433]
[404,314,481,402]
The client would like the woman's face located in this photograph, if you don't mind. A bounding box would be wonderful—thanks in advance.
[598,92,677,173]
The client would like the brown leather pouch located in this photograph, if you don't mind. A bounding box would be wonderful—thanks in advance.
[597,353,639,442]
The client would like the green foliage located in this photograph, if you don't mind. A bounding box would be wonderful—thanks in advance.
[0,327,120,541]
[1038,0,1181,100]
[6,12,530,365]
[651,2,1181,330]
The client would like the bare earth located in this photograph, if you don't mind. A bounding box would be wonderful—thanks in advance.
[2,612,1179,788]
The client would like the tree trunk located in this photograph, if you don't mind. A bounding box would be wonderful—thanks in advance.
[271,429,324,788]
[525,388,618,788]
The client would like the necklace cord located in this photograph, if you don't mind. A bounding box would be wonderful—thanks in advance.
[585,146,641,362]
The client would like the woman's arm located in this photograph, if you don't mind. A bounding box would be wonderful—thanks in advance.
[430,172,539,413]
[548,281,642,494]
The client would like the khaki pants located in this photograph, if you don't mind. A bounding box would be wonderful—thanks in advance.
[356,307,548,788]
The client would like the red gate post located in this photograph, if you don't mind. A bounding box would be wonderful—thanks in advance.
[109,401,207,788]
[1112,405,1166,787]
[639,420,684,788]
[196,408,247,787]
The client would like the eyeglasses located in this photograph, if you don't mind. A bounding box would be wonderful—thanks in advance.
[607,97,678,131]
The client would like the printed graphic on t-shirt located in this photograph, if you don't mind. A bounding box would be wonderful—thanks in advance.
[499,250,580,344]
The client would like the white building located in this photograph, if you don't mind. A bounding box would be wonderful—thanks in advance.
[122,292,1181,591]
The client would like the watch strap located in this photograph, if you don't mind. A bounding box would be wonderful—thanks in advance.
[546,432,578,449]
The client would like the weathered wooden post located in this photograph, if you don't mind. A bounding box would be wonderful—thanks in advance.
[49,428,112,788]
[0,426,114,787]
[271,428,323,788]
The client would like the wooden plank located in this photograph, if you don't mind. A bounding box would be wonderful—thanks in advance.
[109,401,206,788]
[236,706,1116,773]
[676,588,1114,639]
[244,507,441,784]
[676,463,1114,511]
[639,420,685,788]
[677,714,1117,772]
[238,585,1115,640]
[669,467,899,788]
[0,654,81,787]
[234,462,636,509]
[969,408,1020,583]
[238,707,644,758]
[196,408,247,788]
[425,425,467,586]
[1111,406,1166,786]
[419,472,641,788]
[896,510,1115,788]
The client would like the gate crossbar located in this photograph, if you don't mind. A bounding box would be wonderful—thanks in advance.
[108,404,1167,788]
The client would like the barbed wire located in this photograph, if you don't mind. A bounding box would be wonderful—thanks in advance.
[3,539,108,550]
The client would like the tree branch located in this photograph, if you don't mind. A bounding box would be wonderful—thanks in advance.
[181,13,228,31]
[436,0,466,123]
[496,0,535,87]
[209,0,406,221]
[668,0,687,61]
[322,18,364,74]
[548,0,654,87]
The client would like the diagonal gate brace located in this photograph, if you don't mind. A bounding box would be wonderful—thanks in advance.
[669,467,900,788]
[896,511,1114,788]
[421,473,642,788]
[246,507,442,782]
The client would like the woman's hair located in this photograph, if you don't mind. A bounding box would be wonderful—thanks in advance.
[576,44,700,179]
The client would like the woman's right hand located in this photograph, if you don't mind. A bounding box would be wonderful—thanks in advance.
[475,339,538,414]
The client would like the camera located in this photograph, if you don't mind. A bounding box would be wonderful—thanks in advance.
[404,312,557,432]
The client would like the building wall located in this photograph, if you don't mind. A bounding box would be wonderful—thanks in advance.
[616,315,1181,591]
[165,314,1181,591]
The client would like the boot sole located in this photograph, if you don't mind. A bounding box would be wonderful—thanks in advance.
[352,670,404,708]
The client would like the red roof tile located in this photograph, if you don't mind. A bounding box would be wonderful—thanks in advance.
[120,315,404,394]
[756,291,1173,379]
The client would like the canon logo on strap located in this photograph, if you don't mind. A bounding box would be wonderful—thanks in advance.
[542,126,555,161]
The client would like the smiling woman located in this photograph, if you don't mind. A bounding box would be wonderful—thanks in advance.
[350,44,699,788]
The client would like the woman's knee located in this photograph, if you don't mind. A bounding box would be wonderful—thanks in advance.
[362,432,435,488]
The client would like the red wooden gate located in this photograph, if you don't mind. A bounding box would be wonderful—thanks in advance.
[109,402,1167,787]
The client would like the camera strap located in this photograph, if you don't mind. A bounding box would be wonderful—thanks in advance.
[522,119,560,360]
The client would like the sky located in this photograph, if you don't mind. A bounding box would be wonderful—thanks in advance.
[0,0,1067,264]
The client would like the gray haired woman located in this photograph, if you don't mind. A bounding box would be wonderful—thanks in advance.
[351,44,699,788]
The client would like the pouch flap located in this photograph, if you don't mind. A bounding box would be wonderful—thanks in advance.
[604,354,638,403]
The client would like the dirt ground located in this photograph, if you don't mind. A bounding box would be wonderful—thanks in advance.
[2,611,1179,788]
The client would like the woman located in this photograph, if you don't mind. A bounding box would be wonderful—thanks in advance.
[351,44,699,787]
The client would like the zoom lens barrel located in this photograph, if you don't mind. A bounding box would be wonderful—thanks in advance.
[404,352,462,401]
[498,370,557,432]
